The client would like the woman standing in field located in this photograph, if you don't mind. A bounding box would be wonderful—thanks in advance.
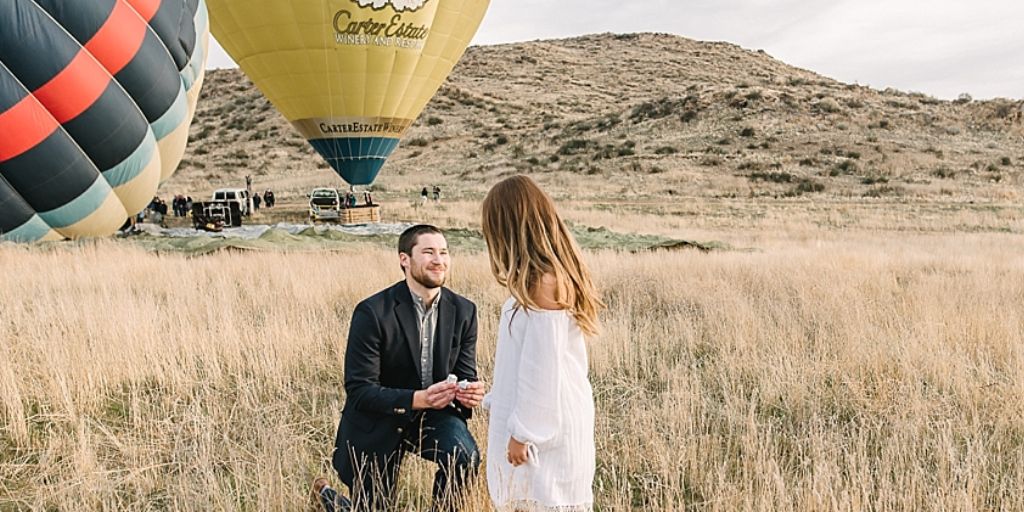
[481,175,602,511]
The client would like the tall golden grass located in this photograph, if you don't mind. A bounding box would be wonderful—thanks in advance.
[1,231,1022,510]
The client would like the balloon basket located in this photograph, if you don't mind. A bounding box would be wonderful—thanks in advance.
[338,205,381,225]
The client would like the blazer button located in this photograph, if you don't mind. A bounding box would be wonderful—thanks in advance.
[396,427,403,434]
[394,408,407,415]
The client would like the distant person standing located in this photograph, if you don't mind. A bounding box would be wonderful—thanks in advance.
[253,193,262,212]
[263,190,274,208]
[432,185,441,203]
[421,186,429,206]
[154,198,168,227]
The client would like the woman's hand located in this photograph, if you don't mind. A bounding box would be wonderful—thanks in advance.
[506,437,529,466]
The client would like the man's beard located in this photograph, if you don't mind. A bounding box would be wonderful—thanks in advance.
[411,265,446,289]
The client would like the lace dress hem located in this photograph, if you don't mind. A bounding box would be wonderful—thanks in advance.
[501,500,594,512]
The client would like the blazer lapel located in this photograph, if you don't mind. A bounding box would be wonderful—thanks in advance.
[393,282,422,380]
[433,288,457,382]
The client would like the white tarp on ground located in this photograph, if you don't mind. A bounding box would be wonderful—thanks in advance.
[131,222,413,239]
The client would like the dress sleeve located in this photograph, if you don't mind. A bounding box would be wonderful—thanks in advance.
[506,311,564,447]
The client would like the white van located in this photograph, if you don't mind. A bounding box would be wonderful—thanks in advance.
[212,188,252,216]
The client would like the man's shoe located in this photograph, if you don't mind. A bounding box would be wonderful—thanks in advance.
[311,477,352,512]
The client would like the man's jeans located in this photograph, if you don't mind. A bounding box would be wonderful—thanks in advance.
[347,410,480,512]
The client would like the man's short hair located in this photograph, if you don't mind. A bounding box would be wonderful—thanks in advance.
[398,224,443,256]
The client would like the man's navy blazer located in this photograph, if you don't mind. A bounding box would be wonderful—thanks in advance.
[332,280,478,485]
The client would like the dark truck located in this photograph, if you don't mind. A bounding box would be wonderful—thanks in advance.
[191,201,242,230]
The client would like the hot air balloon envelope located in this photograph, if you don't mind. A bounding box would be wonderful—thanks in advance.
[207,0,489,186]
[0,0,209,242]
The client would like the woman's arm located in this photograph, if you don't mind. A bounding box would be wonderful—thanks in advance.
[506,310,564,447]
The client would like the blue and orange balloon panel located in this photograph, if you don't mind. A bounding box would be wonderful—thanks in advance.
[0,0,208,242]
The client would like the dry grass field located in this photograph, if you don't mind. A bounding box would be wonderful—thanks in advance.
[2,201,1022,510]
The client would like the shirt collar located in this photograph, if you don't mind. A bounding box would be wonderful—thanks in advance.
[410,288,441,312]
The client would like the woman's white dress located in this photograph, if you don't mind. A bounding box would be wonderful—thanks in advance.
[484,298,595,511]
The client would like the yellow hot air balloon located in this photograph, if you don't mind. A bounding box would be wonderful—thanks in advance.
[207,0,489,185]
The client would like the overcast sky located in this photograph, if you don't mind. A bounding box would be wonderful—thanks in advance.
[205,0,1023,100]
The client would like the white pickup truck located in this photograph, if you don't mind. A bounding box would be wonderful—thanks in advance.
[308,187,342,221]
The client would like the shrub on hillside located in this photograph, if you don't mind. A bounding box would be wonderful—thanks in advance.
[700,155,723,167]
[630,96,698,123]
[863,185,906,197]
[592,141,636,160]
[993,101,1017,119]
[814,98,841,114]
[630,98,680,122]
[558,139,596,156]
[784,179,825,196]
[749,172,794,183]
[830,160,859,176]
[595,114,621,131]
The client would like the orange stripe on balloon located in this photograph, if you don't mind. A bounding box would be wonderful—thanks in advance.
[85,0,149,76]
[123,0,161,22]
[0,97,59,162]
[32,51,112,124]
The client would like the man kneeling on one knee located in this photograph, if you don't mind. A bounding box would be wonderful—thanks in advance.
[331,224,485,512]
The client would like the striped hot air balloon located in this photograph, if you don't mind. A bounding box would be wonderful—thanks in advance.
[0,0,208,242]
[207,0,489,186]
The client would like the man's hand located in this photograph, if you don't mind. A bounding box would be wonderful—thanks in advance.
[506,437,529,467]
[412,381,458,410]
[455,381,485,408]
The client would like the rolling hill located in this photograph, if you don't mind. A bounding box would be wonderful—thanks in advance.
[164,33,1024,204]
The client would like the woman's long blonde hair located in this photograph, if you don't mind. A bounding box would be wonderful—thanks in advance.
[481,175,603,337]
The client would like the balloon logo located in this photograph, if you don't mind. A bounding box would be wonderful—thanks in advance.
[207,0,489,186]
[354,0,428,11]
[0,0,208,242]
